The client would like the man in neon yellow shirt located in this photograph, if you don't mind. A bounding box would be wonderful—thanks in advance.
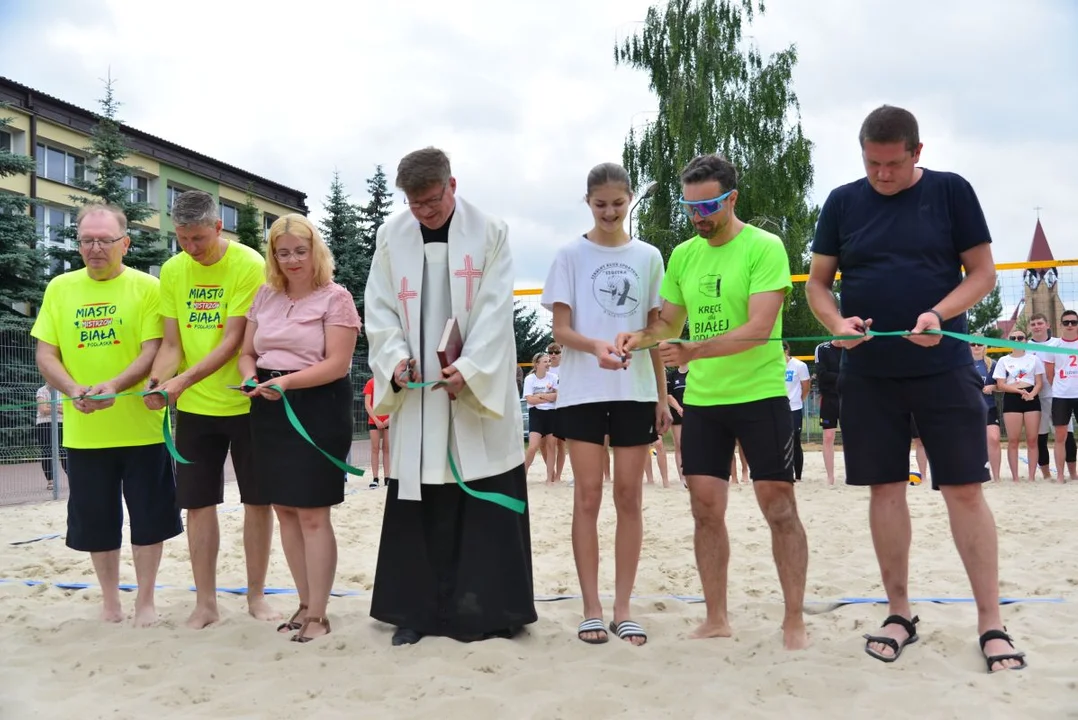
[616,154,809,651]
[32,204,183,627]
[143,190,274,629]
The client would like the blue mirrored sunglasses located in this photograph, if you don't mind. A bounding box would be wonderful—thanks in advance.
[678,190,734,219]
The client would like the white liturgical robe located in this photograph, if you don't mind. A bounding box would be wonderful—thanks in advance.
[363,196,525,502]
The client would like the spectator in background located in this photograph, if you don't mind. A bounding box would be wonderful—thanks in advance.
[35,383,68,491]
[364,376,391,489]
[546,342,568,482]
[784,344,811,481]
[813,341,842,485]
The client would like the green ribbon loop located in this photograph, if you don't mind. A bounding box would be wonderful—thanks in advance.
[143,390,191,465]
[447,449,526,514]
[265,383,365,477]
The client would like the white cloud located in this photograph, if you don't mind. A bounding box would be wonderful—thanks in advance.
[4,0,1075,294]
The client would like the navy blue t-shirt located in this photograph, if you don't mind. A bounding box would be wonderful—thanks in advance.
[974,358,995,409]
[811,169,992,378]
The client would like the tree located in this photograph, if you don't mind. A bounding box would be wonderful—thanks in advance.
[354,166,394,357]
[52,77,171,273]
[514,301,552,364]
[235,185,263,253]
[615,0,820,351]
[320,171,366,349]
[0,103,48,328]
[969,282,1003,337]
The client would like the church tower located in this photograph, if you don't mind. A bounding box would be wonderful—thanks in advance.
[1020,219,1065,330]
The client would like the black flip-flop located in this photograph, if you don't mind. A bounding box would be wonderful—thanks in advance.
[577,618,609,645]
[979,628,1027,673]
[863,614,919,663]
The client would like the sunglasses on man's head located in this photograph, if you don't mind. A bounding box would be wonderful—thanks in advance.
[678,190,734,219]
[1062,319,1078,327]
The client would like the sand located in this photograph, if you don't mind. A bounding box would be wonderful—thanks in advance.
[0,450,1075,720]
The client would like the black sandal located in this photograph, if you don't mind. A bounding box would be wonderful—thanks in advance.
[277,603,307,633]
[979,628,1027,673]
[291,616,331,643]
[863,614,919,663]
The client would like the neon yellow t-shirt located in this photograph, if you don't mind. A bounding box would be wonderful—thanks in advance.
[159,241,265,416]
[30,268,165,449]
[660,224,792,406]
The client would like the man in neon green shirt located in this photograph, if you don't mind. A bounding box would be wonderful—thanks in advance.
[32,204,183,627]
[144,190,274,629]
[616,154,809,651]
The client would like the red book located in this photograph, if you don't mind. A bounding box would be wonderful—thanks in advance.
[436,318,463,399]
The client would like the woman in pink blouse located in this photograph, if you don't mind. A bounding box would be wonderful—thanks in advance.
[238,214,362,643]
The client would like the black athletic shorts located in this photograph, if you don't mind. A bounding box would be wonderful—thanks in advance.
[175,411,264,509]
[839,365,989,490]
[1002,392,1040,415]
[559,401,656,447]
[527,408,557,437]
[66,444,184,552]
[1051,397,1078,428]
[987,406,999,427]
[819,393,840,430]
[681,396,795,482]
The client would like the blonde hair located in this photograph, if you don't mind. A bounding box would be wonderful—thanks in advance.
[264,214,334,291]
[529,352,549,375]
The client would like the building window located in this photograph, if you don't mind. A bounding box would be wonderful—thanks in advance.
[0,131,10,152]
[35,204,75,275]
[220,202,238,232]
[35,143,86,185]
[168,232,179,254]
[166,185,185,215]
[263,213,278,241]
[123,175,149,204]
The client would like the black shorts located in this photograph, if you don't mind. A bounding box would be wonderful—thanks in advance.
[1002,392,1040,415]
[910,417,920,439]
[65,444,184,552]
[252,372,351,508]
[552,408,566,441]
[987,406,999,427]
[839,365,989,490]
[527,407,557,437]
[1051,397,1078,428]
[819,394,840,430]
[681,396,795,482]
[559,401,656,447]
[175,410,263,509]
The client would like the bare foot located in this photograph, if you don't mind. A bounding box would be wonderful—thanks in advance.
[185,604,220,630]
[100,606,124,623]
[783,621,810,650]
[248,595,282,622]
[133,604,157,628]
[690,619,732,639]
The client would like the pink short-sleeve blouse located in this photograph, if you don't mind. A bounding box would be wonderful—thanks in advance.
[246,282,362,371]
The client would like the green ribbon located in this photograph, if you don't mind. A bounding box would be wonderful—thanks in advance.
[639,329,1078,355]
[0,389,191,465]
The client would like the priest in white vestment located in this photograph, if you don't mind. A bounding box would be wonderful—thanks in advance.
[364,147,536,646]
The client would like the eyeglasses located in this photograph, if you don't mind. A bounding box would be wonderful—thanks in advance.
[274,248,310,261]
[679,190,734,220]
[970,343,984,348]
[1062,319,1078,327]
[404,182,448,212]
[77,235,126,248]
[549,350,562,354]
[1009,336,1025,341]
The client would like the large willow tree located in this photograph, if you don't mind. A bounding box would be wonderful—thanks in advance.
[616,0,822,350]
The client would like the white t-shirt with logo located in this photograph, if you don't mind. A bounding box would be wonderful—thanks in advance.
[522,371,559,410]
[541,236,664,408]
[1028,336,1061,397]
[1050,337,1078,399]
[785,357,810,411]
[992,353,1045,388]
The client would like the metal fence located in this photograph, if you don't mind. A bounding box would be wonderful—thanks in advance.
[0,336,378,507]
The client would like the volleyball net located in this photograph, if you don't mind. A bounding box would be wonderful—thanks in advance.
[513,258,1078,365]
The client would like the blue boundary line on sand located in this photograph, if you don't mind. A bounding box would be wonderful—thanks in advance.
[0,578,1065,605]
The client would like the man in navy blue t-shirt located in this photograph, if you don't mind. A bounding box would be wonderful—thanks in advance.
[805,105,1026,674]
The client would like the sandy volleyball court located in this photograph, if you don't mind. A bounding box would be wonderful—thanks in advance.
[0,450,1074,719]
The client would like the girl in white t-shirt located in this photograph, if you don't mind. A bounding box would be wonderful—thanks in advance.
[522,353,559,483]
[541,162,670,647]
[992,330,1044,482]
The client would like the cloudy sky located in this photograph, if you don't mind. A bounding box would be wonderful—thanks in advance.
[2,0,1075,308]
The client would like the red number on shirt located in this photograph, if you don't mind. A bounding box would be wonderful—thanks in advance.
[1070,355,1078,367]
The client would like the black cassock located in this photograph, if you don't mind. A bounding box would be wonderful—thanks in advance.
[369,465,537,640]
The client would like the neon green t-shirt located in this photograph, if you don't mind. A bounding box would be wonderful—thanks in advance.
[159,241,265,416]
[30,268,165,449]
[660,224,792,406]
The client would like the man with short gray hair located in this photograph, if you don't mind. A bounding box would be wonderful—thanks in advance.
[144,189,273,629]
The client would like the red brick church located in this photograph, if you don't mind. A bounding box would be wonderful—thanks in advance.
[997,219,1065,337]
